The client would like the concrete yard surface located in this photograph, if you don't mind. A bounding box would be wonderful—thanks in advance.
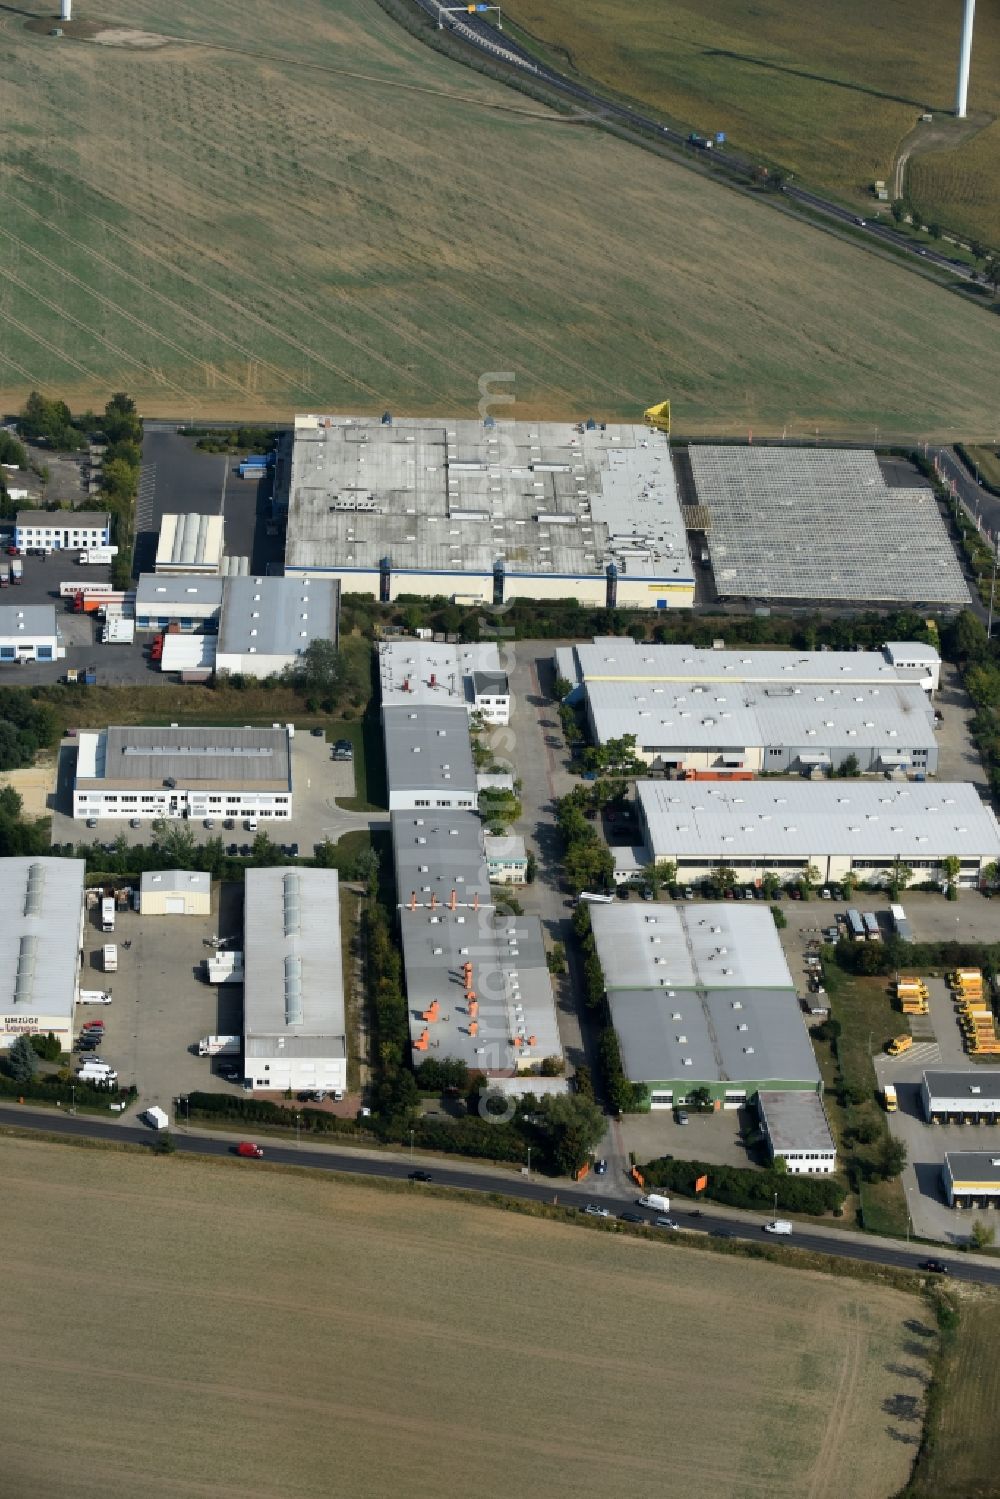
[0,1138,926,1499]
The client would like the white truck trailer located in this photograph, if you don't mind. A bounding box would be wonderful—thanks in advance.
[144,1106,169,1130]
[102,616,135,644]
[202,952,244,984]
[101,896,115,933]
[102,943,118,973]
[197,1035,241,1057]
[78,546,118,565]
[637,1193,671,1213]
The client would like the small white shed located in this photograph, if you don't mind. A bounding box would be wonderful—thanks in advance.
[139,870,211,916]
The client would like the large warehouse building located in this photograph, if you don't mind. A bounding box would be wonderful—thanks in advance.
[284,413,694,608]
[575,676,937,778]
[624,780,1000,888]
[242,867,346,1094]
[392,809,562,1077]
[215,575,340,678]
[588,902,821,1107]
[556,639,942,697]
[921,1070,1000,1123]
[382,704,478,813]
[73,725,293,823]
[0,857,85,1051]
[690,447,968,607]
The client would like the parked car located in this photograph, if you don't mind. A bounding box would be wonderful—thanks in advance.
[594,1158,608,1175]
[617,885,631,900]
[227,844,238,855]
[683,887,694,900]
[820,887,832,900]
[244,819,258,832]
[204,819,215,829]
[332,739,354,761]
[675,1110,690,1125]
[311,727,324,737]
[313,1090,327,1102]
[640,886,654,902]
[223,819,235,830]
[789,886,802,900]
[584,1204,611,1218]
[654,1216,680,1230]
[218,1065,241,1082]
[86,818,97,829]
[235,1142,264,1159]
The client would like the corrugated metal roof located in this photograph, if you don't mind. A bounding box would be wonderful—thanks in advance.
[392,810,494,909]
[77,725,291,792]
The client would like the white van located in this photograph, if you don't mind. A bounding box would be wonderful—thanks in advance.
[578,891,613,904]
[763,1220,793,1235]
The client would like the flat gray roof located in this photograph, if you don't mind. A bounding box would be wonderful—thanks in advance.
[590,903,796,991]
[0,604,58,637]
[556,639,939,691]
[286,415,692,583]
[944,1152,1000,1185]
[758,1089,835,1152]
[135,574,224,612]
[690,447,968,605]
[140,870,211,896]
[218,575,340,659]
[391,809,493,910]
[924,1070,1000,1102]
[639,781,1000,862]
[16,509,109,528]
[399,906,560,1071]
[378,640,504,709]
[243,867,345,1054]
[0,858,84,1019]
[382,705,477,798]
[76,725,292,793]
[608,984,820,1088]
[585,678,934,752]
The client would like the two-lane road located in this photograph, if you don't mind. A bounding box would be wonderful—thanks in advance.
[4,1105,1000,1288]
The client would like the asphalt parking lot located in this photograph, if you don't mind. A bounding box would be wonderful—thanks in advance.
[76,881,245,1120]
[50,731,376,854]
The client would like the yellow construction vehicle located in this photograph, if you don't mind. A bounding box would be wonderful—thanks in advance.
[643,400,671,435]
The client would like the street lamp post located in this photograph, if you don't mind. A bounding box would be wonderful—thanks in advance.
[409,1128,415,1162]
[70,1084,76,1117]
[526,1146,532,1178]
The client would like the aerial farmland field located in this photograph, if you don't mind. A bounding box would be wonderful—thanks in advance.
[0,0,998,436]
[500,0,1000,246]
[0,1135,926,1499]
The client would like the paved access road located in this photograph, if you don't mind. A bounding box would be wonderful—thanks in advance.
[4,1104,1000,1288]
[409,0,979,285]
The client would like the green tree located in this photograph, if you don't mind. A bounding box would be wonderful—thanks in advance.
[0,431,27,468]
[152,823,198,867]
[984,258,1000,295]
[890,198,906,224]
[7,1033,39,1083]
[293,638,341,698]
[837,753,860,778]
[537,1093,605,1176]
[877,1134,907,1181]
[941,855,961,895]
[552,675,572,700]
[889,860,914,899]
[714,863,738,892]
[0,785,23,819]
[970,1219,996,1249]
[540,1055,565,1076]
[687,1085,713,1113]
[946,609,988,662]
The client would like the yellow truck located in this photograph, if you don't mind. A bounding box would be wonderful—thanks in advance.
[883,1083,899,1112]
[900,998,929,1015]
[886,1035,913,1057]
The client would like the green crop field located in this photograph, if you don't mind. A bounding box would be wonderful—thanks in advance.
[501,0,1000,247]
[0,0,999,437]
[0,1135,926,1499]
[910,1294,1000,1499]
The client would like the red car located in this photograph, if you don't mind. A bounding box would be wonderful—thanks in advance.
[81,1021,105,1032]
[235,1141,264,1159]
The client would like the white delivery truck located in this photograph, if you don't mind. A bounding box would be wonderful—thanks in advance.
[101,896,115,933]
[197,1035,241,1057]
[102,616,135,645]
[78,546,118,565]
[637,1193,671,1213]
[103,944,118,973]
[763,1220,794,1235]
[78,989,112,1005]
[144,1106,169,1130]
[77,1064,118,1084]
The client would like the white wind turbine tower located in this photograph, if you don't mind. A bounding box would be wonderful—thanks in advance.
[955,0,975,118]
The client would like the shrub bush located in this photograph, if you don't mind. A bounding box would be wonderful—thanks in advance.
[642,1155,847,1215]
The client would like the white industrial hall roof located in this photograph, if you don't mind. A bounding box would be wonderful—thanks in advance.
[584,678,934,751]
[690,446,969,606]
[0,857,84,1019]
[218,575,340,660]
[285,414,693,583]
[589,903,796,991]
[556,639,941,691]
[757,1090,836,1153]
[140,870,211,897]
[76,725,292,792]
[155,513,225,572]
[638,781,1000,861]
[0,604,59,637]
[243,867,345,1058]
[378,639,507,709]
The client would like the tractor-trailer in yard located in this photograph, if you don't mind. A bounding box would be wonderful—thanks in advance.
[198,1035,241,1056]
[103,943,118,972]
[10,558,22,583]
[101,897,115,932]
[78,547,118,565]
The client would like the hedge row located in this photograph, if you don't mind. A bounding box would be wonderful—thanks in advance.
[643,1155,847,1216]
[0,1073,135,1109]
